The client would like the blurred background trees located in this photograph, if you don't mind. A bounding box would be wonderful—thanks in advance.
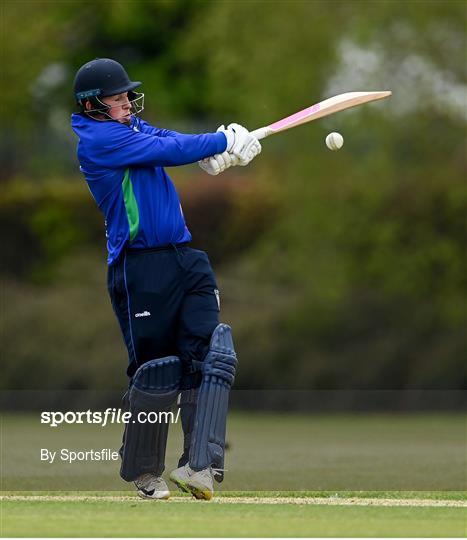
[1,0,465,398]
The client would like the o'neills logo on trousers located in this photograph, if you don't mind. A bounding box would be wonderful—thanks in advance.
[135,311,151,318]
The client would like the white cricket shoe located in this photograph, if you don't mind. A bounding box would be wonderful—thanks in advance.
[134,473,170,500]
[169,464,214,500]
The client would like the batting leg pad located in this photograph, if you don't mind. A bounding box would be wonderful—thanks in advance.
[189,324,237,480]
[120,356,182,482]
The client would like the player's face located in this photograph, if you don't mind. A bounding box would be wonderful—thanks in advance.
[102,92,132,124]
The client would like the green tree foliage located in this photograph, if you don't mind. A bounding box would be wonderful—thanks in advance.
[179,0,466,389]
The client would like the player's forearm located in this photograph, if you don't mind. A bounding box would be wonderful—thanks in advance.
[152,132,227,166]
[91,129,227,169]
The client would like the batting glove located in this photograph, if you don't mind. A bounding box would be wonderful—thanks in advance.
[198,150,239,176]
[219,123,262,166]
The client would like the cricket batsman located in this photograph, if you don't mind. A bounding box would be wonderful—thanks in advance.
[71,58,261,500]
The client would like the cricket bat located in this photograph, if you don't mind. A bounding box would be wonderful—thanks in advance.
[250,91,392,140]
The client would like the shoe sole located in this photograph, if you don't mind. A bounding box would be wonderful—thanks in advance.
[136,489,170,500]
[187,482,213,501]
[169,472,191,494]
[169,475,212,501]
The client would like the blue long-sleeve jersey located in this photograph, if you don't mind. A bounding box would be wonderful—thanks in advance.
[71,114,227,265]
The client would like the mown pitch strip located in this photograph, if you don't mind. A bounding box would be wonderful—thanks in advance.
[2,495,465,507]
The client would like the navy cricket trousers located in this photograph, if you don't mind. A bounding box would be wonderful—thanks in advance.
[107,245,220,384]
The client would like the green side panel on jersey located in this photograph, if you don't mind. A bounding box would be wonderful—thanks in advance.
[122,168,139,242]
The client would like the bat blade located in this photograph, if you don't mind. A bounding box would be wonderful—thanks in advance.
[251,91,392,140]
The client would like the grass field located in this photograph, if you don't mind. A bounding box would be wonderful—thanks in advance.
[1,412,466,536]
[1,493,466,537]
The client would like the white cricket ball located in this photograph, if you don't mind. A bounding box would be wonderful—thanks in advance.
[325,132,344,151]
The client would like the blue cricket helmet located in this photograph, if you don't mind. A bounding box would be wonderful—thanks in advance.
[74,58,141,102]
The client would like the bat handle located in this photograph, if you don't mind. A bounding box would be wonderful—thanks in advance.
[250,126,272,140]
